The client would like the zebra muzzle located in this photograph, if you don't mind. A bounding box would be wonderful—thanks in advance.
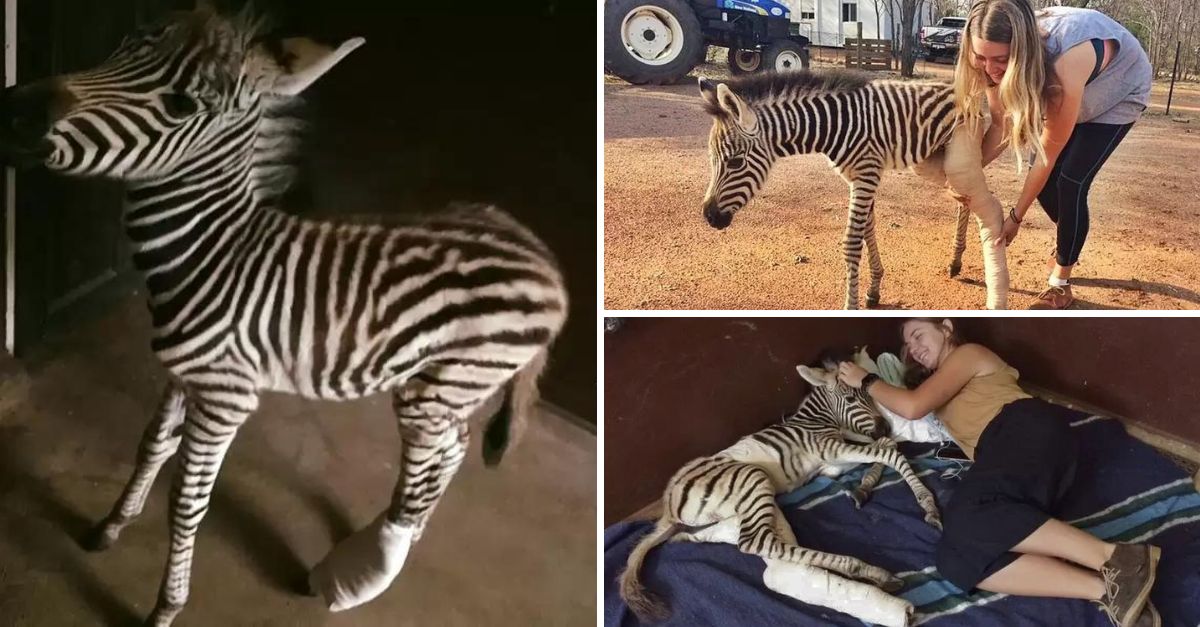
[703,201,733,230]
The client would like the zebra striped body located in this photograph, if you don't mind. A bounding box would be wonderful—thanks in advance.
[700,70,1007,309]
[0,6,564,625]
[619,362,941,622]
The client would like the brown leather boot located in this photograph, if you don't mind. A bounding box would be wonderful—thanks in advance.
[1029,285,1075,310]
[1096,543,1161,627]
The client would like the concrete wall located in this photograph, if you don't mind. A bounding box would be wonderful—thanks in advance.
[604,317,1200,525]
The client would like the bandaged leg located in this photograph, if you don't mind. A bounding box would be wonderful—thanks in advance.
[308,513,415,611]
[310,395,469,612]
[762,558,913,627]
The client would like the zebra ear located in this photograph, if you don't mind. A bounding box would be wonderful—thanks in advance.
[247,36,365,97]
[796,365,834,388]
[715,83,758,133]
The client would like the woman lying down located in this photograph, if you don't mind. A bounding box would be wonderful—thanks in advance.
[836,318,1160,627]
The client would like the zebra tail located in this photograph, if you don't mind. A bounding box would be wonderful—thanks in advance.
[481,347,549,467]
[619,518,678,623]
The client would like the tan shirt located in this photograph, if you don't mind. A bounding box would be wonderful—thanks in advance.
[936,364,1031,459]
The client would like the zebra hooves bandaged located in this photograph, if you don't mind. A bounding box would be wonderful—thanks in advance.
[761,559,913,627]
[308,514,414,612]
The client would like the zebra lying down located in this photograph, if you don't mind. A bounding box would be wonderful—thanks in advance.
[699,70,1009,310]
[619,353,940,626]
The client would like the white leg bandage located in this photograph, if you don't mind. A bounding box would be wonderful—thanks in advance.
[308,513,415,612]
[762,558,912,627]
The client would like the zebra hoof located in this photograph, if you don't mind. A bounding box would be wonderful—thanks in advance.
[925,513,943,531]
[948,262,962,277]
[81,522,118,552]
[865,294,880,308]
[850,489,869,509]
[882,576,905,593]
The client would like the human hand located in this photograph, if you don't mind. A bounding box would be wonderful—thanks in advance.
[1002,216,1021,246]
[837,362,869,388]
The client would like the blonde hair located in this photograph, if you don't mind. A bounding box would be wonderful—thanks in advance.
[953,0,1058,172]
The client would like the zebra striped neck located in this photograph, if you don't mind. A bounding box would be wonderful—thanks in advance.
[122,104,291,344]
[755,95,842,159]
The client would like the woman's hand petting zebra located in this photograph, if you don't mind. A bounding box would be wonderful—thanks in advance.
[698,70,1011,310]
[0,3,566,627]
[619,351,940,627]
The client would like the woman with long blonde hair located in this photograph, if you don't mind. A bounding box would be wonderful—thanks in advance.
[953,0,1151,309]
[838,319,1161,627]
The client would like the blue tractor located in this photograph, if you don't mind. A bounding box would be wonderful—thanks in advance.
[605,0,812,85]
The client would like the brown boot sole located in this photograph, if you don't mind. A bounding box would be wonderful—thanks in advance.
[1121,545,1162,627]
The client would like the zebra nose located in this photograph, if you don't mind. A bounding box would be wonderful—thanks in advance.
[703,200,732,230]
[1,81,69,143]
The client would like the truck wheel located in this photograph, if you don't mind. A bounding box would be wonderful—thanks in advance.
[604,0,705,85]
[727,47,762,74]
[762,40,809,72]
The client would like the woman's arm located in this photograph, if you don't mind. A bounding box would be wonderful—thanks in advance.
[1010,44,1090,222]
[838,345,991,420]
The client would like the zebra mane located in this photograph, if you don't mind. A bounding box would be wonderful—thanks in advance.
[710,69,874,112]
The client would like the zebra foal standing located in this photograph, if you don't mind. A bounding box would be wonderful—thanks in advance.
[620,355,940,626]
[0,4,566,626]
[699,70,1009,309]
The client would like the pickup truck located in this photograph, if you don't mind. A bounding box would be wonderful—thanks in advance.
[919,16,966,63]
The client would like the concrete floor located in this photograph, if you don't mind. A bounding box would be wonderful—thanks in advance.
[0,287,596,626]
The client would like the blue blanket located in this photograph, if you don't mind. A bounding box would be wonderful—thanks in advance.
[604,416,1200,626]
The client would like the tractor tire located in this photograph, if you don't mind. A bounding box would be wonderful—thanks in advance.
[604,0,705,85]
[727,47,762,75]
[762,40,810,73]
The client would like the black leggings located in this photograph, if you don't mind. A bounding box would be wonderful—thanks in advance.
[1036,121,1134,267]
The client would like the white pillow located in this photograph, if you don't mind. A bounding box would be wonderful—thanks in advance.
[854,350,952,444]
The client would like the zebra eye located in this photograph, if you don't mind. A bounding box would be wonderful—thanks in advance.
[160,92,199,118]
[725,156,745,170]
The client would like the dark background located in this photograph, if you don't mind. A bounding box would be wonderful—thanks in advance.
[6,0,595,421]
[604,317,1200,524]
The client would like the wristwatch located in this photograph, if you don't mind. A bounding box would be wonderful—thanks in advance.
[860,373,880,392]
[1009,207,1022,224]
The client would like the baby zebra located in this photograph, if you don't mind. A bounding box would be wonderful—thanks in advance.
[619,356,940,624]
[0,4,565,626]
[699,69,1009,309]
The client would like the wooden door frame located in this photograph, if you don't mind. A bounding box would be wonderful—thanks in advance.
[3,0,15,355]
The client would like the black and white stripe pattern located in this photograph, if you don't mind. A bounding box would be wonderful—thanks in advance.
[699,70,975,310]
[7,7,566,626]
[618,361,941,622]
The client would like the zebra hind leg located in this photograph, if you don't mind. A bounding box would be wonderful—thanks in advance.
[308,384,479,612]
[735,469,901,590]
[862,201,885,308]
[949,204,970,277]
[83,382,187,552]
[840,172,881,309]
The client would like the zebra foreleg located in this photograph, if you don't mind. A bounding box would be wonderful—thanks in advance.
[308,396,471,612]
[827,444,941,530]
[84,382,187,551]
[145,391,257,627]
[840,173,881,309]
[849,437,895,508]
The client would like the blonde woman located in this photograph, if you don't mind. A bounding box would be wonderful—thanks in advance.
[954,0,1151,309]
[837,319,1161,627]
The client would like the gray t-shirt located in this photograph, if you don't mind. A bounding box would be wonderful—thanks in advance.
[1038,6,1152,124]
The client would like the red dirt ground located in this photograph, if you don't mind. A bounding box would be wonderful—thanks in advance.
[604,56,1200,310]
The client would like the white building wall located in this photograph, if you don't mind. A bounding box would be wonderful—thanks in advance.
[786,0,941,48]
